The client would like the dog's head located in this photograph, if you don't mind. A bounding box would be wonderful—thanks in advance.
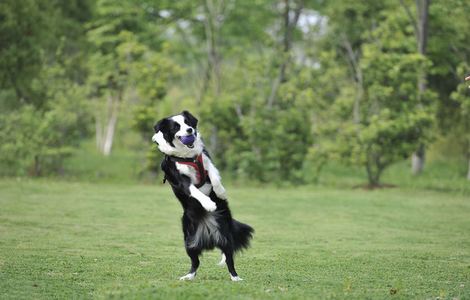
[152,111,203,157]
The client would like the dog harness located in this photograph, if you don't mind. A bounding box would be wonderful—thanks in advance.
[164,154,209,188]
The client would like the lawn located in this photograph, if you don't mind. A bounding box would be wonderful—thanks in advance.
[0,179,469,299]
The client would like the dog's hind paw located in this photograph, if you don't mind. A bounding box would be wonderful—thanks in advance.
[179,272,196,281]
[230,275,243,282]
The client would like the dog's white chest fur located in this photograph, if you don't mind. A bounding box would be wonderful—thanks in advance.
[175,161,212,195]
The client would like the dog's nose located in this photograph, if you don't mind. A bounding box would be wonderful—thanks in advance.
[186,128,193,134]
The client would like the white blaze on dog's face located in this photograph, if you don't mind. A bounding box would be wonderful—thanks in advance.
[172,114,196,146]
[152,111,204,158]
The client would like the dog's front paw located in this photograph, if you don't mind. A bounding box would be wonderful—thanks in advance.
[213,185,227,199]
[201,198,217,212]
[230,275,243,282]
[179,273,196,280]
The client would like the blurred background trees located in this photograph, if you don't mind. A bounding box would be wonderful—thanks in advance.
[0,0,469,186]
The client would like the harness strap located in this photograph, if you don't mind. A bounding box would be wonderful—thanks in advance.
[164,154,208,188]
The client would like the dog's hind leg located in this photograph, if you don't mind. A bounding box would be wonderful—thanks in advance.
[221,248,242,281]
[217,252,226,266]
[180,248,201,280]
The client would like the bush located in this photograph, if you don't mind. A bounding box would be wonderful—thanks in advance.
[0,96,90,176]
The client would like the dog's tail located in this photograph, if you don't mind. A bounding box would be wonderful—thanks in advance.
[232,219,254,252]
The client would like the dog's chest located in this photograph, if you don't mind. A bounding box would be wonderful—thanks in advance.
[175,162,212,195]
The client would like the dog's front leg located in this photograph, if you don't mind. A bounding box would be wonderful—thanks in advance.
[189,185,217,212]
[203,155,227,199]
[167,165,217,212]
[212,181,226,200]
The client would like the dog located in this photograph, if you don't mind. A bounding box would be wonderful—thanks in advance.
[152,111,254,281]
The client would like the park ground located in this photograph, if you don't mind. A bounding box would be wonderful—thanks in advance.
[0,178,469,299]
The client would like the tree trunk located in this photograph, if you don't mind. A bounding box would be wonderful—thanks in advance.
[94,89,121,156]
[342,36,363,125]
[102,104,118,156]
[267,0,303,108]
[32,155,41,177]
[412,144,425,175]
[202,0,229,157]
[102,92,121,156]
[400,0,430,175]
[366,161,379,187]
[412,0,430,175]
[366,151,386,187]
[202,0,225,100]
[467,158,470,181]
[466,141,470,180]
[95,113,103,151]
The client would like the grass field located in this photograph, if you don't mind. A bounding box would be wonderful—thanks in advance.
[0,179,469,299]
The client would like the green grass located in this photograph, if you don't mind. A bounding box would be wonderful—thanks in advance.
[1,179,469,299]
[315,159,470,196]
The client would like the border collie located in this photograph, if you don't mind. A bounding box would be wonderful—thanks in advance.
[152,111,254,281]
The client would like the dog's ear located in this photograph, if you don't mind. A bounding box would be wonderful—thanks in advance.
[154,118,169,133]
[182,110,198,128]
[154,118,175,146]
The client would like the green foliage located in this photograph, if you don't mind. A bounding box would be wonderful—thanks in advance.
[85,0,181,165]
[0,0,93,175]
[450,63,470,166]
[0,0,55,107]
[195,50,313,184]
[0,96,90,176]
[313,3,437,185]
[1,0,470,183]
[233,108,311,183]
[0,0,92,108]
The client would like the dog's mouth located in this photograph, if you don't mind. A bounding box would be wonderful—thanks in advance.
[179,134,196,148]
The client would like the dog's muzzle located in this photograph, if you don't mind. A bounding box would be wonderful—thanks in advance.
[179,134,195,148]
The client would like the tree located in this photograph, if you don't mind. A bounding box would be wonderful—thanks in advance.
[429,0,470,180]
[267,0,304,108]
[86,0,178,156]
[315,1,435,186]
[0,0,93,176]
[399,0,431,175]
[0,64,91,176]
[451,67,470,180]
[196,0,313,183]
[0,0,55,107]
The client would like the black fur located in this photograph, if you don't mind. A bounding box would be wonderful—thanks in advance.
[154,112,254,279]
[182,110,198,128]
[154,118,180,147]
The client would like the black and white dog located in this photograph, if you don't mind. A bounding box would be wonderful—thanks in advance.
[152,111,254,281]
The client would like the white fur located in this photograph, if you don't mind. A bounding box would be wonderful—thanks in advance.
[202,154,227,199]
[189,185,216,212]
[179,272,196,280]
[172,115,193,139]
[175,163,199,184]
[217,253,226,266]
[198,182,213,196]
[230,275,243,281]
[151,130,203,159]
